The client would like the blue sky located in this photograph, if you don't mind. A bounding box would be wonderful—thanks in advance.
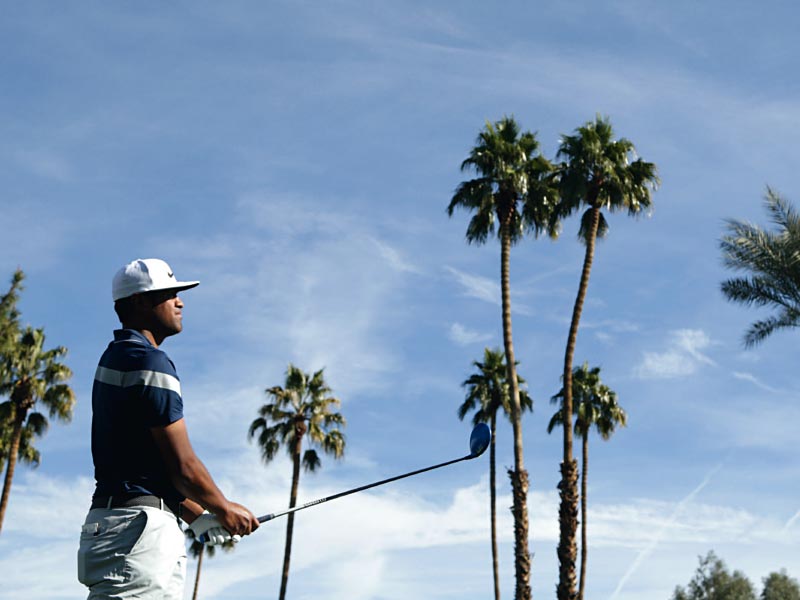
[1,1,799,598]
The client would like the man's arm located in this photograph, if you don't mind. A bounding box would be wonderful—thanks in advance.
[178,498,206,524]
[150,418,259,536]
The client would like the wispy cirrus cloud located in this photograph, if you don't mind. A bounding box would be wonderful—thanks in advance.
[444,266,532,315]
[445,266,500,305]
[448,322,493,346]
[731,371,783,394]
[634,329,715,379]
[368,236,422,274]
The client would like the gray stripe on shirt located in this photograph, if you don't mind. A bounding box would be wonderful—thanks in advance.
[95,366,182,395]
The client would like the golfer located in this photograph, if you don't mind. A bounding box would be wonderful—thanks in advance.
[77,258,259,599]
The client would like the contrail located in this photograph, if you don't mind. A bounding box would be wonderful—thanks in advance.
[783,509,800,532]
[609,463,722,600]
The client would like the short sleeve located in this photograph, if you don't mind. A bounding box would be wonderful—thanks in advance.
[134,351,185,427]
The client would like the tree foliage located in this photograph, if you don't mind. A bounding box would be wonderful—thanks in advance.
[761,570,800,600]
[0,324,75,532]
[448,115,558,246]
[0,270,25,469]
[720,187,800,347]
[672,552,756,600]
[548,362,626,440]
[248,364,345,472]
[458,347,533,427]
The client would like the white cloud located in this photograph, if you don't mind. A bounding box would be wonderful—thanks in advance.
[156,195,417,400]
[732,371,783,394]
[234,192,359,236]
[1,459,796,600]
[580,318,640,333]
[634,329,715,379]
[445,266,500,305]
[368,236,422,275]
[443,266,534,316]
[595,331,613,343]
[0,472,95,540]
[448,322,492,346]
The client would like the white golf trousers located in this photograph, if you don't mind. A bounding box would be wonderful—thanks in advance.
[78,506,186,599]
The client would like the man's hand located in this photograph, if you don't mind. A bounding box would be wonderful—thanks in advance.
[217,501,260,538]
[187,513,241,546]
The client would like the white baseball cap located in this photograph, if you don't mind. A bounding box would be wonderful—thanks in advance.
[112,258,200,302]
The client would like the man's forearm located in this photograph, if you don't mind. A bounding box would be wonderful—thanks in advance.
[180,498,205,524]
[172,454,231,515]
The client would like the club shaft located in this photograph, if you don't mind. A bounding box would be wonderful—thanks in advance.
[258,453,473,523]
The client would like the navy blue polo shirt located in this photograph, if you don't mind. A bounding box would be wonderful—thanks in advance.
[91,329,185,505]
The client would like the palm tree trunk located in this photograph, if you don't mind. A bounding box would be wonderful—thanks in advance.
[490,415,500,600]
[279,436,303,600]
[500,223,532,600]
[578,433,588,600]
[191,544,204,600]
[0,411,24,533]
[558,205,601,600]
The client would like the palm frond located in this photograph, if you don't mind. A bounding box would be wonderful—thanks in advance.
[720,188,800,346]
[451,117,555,246]
[321,430,345,459]
[42,384,75,421]
[743,312,800,348]
[556,116,658,227]
[548,363,624,439]
[25,412,48,436]
[458,347,532,427]
[251,364,346,470]
[302,449,321,472]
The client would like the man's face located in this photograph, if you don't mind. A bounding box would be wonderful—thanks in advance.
[145,289,184,338]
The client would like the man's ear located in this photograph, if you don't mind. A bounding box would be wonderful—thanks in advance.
[130,293,150,309]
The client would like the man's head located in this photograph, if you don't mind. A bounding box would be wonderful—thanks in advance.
[112,259,200,344]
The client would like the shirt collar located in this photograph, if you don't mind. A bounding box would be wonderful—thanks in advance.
[113,329,154,347]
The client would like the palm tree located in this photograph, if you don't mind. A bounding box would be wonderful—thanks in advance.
[0,405,47,473]
[548,363,626,600]
[720,187,800,347]
[185,529,236,600]
[0,326,75,532]
[458,347,533,600]
[0,269,25,470]
[448,116,557,600]
[248,364,345,600]
[0,270,24,354]
[552,115,658,599]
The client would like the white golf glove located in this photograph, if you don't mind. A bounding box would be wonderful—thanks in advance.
[187,513,241,546]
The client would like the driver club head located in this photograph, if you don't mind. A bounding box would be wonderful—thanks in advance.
[469,423,491,458]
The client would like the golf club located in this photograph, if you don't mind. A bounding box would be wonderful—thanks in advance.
[199,423,490,542]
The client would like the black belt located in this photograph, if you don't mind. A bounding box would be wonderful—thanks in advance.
[91,494,180,518]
